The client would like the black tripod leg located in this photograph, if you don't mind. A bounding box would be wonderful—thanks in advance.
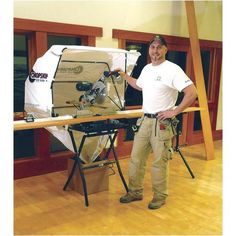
[176,147,195,179]
[108,132,129,192]
[174,114,195,179]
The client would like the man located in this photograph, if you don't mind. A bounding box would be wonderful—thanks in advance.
[118,35,197,210]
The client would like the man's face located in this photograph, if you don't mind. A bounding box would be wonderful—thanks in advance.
[149,41,168,63]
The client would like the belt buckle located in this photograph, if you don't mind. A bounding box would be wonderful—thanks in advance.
[145,113,156,118]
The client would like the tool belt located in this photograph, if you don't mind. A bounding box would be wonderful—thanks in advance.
[132,114,179,136]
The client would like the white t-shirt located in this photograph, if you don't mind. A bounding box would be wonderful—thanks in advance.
[136,60,193,114]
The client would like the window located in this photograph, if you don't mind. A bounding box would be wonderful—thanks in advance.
[14,34,35,159]
[201,50,211,94]
[125,42,148,106]
[14,34,29,112]
[47,35,82,48]
[166,51,187,71]
[193,49,211,131]
[14,130,35,158]
[123,42,148,141]
[166,50,187,135]
[14,18,102,178]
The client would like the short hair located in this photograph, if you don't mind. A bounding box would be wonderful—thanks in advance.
[149,35,167,47]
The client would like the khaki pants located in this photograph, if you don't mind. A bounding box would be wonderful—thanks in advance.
[128,116,174,198]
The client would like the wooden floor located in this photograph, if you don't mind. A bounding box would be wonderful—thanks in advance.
[14,140,222,235]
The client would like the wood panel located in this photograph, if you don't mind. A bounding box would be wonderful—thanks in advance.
[34,32,48,58]
[14,152,73,179]
[14,18,103,37]
[113,29,222,48]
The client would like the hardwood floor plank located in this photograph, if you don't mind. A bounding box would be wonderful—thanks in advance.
[14,140,222,235]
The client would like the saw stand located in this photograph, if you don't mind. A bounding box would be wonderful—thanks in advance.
[63,119,129,206]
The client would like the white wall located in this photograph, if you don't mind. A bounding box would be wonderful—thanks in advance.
[14,0,222,47]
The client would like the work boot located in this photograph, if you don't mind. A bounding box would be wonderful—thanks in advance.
[120,191,143,203]
[148,196,166,210]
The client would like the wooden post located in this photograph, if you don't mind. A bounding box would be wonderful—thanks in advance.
[185,1,214,160]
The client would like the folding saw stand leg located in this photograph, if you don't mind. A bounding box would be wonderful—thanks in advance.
[63,128,128,207]
[63,131,89,205]
[174,116,195,179]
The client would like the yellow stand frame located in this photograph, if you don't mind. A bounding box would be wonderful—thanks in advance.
[185,1,215,160]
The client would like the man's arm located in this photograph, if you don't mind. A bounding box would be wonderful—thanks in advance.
[158,84,198,120]
[118,70,142,91]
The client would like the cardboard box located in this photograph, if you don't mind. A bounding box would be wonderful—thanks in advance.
[68,158,109,195]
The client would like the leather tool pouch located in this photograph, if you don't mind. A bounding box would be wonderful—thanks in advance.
[158,117,179,140]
